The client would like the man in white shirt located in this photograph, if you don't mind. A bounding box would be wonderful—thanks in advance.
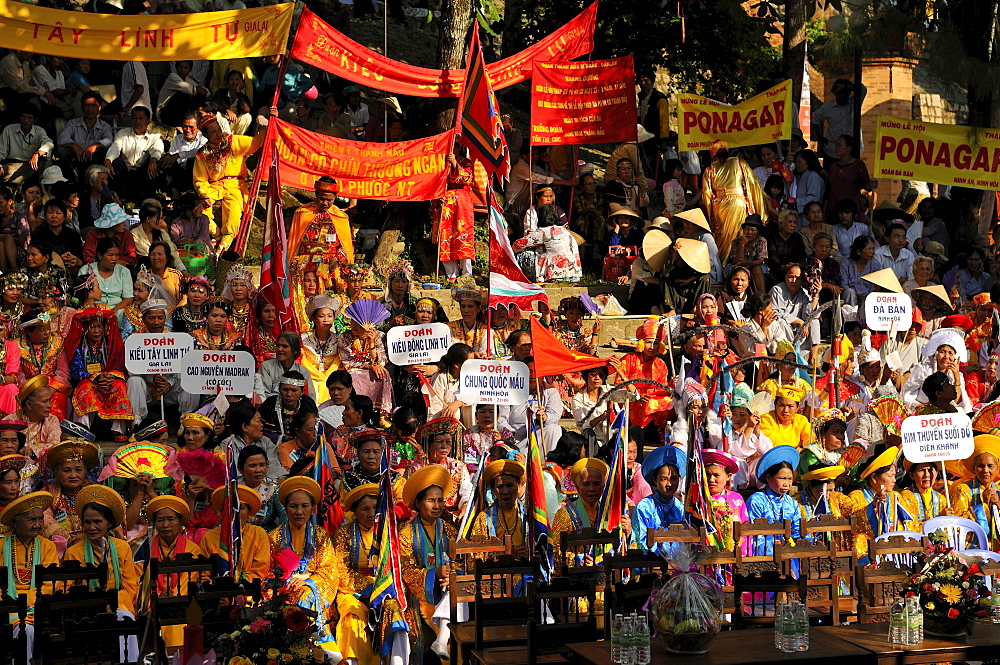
[104,106,164,200]
[343,85,369,138]
[110,62,151,119]
[157,60,209,126]
[57,91,114,176]
[874,223,916,281]
[0,107,53,184]
[30,55,70,119]
[159,112,206,197]
[812,79,867,164]
[0,51,48,114]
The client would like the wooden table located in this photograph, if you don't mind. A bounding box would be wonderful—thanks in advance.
[565,627,873,665]
[568,622,1000,665]
[815,622,1000,665]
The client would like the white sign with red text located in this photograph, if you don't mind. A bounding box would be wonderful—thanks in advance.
[865,292,912,332]
[386,323,452,366]
[458,359,530,406]
[124,333,195,374]
[179,350,256,395]
[901,412,974,463]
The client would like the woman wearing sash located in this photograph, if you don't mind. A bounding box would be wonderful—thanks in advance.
[899,460,950,532]
[42,438,98,556]
[631,446,686,555]
[470,460,528,556]
[950,434,1000,539]
[334,483,410,665]
[398,466,457,663]
[798,464,850,521]
[268,476,340,650]
[134,495,201,649]
[201,484,271,582]
[848,447,914,565]
[746,446,802,572]
[64,484,139,662]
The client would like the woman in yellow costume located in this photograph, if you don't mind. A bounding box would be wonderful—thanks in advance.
[949,434,1000,539]
[759,340,812,400]
[0,490,58,657]
[219,264,255,340]
[798,464,851,521]
[470,459,528,557]
[334,483,410,665]
[268,476,340,650]
[64,484,140,662]
[201,484,271,582]
[399,465,458,663]
[701,140,766,265]
[301,295,343,404]
[898,460,950,533]
[447,279,488,358]
[133,495,201,649]
[847,447,914,565]
[42,438,98,556]
[193,114,269,252]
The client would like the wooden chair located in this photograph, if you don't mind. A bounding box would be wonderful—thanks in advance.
[646,523,702,558]
[59,611,147,665]
[856,561,912,623]
[696,528,739,616]
[447,537,514,665]
[34,560,107,595]
[602,550,665,639]
[772,537,837,625]
[559,528,620,579]
[801,514,856,622]
[468,558,540,665]
[33,587,119,662]
[197,574,263,642]
[0,573,27,665]
[147,553,216,627]
[870,531,927,568]
[732,519,802,628]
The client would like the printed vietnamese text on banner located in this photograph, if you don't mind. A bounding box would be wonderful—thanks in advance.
[530,56,637,145]
[0,0,292,60]
[875,115,1000,190]
[289,3,597,97]
[675,79,793,151]
[262,118,451,201]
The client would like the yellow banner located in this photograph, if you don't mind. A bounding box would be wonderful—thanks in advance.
[0,0,292,61]
[676,80,793,151]
[875,116,1000,190]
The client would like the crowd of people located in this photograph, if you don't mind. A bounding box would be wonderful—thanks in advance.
[0,8,999,665]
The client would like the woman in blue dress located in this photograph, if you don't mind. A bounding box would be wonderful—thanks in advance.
[631,445,687,554]
[746,446,801,571]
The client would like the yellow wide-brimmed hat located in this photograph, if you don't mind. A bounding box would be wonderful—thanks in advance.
[340,483,380,512]
[47,439,100,469]
[861,268,903,294]
[964,434,1000,474]
[0,490,52,527]
[211,484,262,515]
[181,413,215,430]
[278,476,322,505]
[75,484,126,528]
[402,465,452,510]
[482,459,525,488]
[861,446,900,480]
[569,457,610,488]
[800,465,845,482]
[146,495,191,523]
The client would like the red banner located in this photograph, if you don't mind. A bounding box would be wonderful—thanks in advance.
[290,3,598,98]
[263,118,451,201]
[530,56,637,145]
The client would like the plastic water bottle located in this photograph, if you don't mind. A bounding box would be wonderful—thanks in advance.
[774,601,785,649]
[634,612,651,665]
[889,597,905,644]
[621,614,636,665]
[778,602,797,652]
[611,614,624,664]
[905,596,923,645]
[992,591,1000,624]
[794,601,809,651]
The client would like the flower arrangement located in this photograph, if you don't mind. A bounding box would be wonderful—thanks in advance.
[903,533,992,637]
[651,546,724,654]
[214,591,326,665]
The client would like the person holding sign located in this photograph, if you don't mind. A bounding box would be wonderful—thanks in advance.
[899,460,950,532]
[949,434,1000,539]
[848,446,914,565]
[406,417,472,515]
[901,328,972,412]
[378,259,417,329]
[191,297,241,350]
[66,308,132,440]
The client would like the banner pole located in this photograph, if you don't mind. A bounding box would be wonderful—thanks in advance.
[941,460,951,508]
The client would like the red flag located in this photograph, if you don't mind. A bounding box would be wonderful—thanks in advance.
[314,440,344,532]
[529,317,607,377]
[455,27,510,184]
[258,150,297,334]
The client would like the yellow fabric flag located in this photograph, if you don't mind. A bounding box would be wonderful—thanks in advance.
[0,0,292,61]
[676,80,794,151]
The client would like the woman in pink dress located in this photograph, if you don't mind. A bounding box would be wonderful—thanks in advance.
[0,335,19,414]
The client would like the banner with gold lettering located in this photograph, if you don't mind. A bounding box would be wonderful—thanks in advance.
[290,3,598,98]
[530,56,636,145]
[676,80,793,151]
[875,115,1000,190]
[262,118,450,200]
[0,0,292,60]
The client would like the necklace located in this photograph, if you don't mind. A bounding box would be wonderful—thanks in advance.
[497,505,517,536]
[14,538,34,584]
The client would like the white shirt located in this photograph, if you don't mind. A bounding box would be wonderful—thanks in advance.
[106,128,163,169]
[0,54,44,96]
[156,73,199,116]
[874,245,915,281]
[121,62,152,114]
[813,85,867,158]
[31,65,64,96]
[168,132,207,166]
[0,123,53,161]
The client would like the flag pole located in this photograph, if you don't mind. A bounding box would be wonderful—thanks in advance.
[534,375,546,455]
